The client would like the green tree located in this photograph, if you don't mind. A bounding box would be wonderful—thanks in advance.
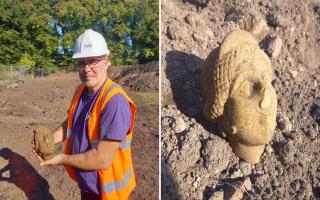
[0,0,59,68]
[0,0,159,69]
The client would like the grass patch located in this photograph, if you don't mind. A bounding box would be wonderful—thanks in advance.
[132,91,159,106]
[0,71,6,80]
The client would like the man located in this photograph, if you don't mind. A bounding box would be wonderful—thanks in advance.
[33,29,136,200]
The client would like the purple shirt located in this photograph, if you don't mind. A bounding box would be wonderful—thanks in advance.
[70,84,131,194]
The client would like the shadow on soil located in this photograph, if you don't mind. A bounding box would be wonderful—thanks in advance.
[0,148,54,200]
[165,50,221,133]
[163,50,223,199]
[161,160,182,200]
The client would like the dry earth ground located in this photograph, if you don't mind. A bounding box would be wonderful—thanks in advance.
[161,0,320,199]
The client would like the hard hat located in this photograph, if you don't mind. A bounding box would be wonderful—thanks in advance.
[72,29,110,59]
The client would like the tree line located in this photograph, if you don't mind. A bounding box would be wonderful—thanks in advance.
[0,0,159,70]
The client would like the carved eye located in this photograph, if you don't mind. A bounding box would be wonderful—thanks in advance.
[239,81,253,97]
[253,82,261,93]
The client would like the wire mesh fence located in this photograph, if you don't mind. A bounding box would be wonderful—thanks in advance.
[0,65,71,86]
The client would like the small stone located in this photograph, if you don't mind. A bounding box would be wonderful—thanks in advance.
[290,27,295,33]
[267,13,288,27]
[162,117,173,128]
[185,13,197,27]
[251,18,269,42]
[172,117,187,133]
[289,70,297,78]
[167,22,188,41]
[243,178,252,191]
[278,116,292,133]
[190,118,196,123]
[273,180,280,187]
[192,26,212,44]
[2,170,10,178]
[193,30,205,43]
[193,181,198,188]
[266,37,283,59]
[298,64,305,72]
[223,180,249,200]
[265,144,273,154]
[239,161,252,176]
[230,168,242,178]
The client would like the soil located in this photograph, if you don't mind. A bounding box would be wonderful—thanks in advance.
[0,62,159,200]
[161,0,320,199]
[110,61,159,92]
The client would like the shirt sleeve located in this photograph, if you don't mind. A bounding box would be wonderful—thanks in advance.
[99,93,131,141]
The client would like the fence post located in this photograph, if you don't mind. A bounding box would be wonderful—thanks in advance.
[19,66,26,82]
[11,65,13,86]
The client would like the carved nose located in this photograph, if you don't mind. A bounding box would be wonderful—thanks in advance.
[260,88,270,109]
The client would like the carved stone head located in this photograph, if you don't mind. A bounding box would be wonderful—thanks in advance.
[202,30,277,164]
[34,125,54,160]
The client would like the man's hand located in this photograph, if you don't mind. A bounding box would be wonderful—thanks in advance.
[31,140,43,161]
[40,154,66,166]
[32,139,120,170]
[32,139,66,166]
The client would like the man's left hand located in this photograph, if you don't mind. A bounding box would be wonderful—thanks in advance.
[40,154,66,166]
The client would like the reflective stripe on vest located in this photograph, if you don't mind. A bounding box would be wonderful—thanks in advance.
[66,129,72,138]
[90,139,132,150]
[102,168,132,193]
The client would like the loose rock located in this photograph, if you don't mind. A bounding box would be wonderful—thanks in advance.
[223,178,252,200]
[185,13,197,27]
[265,144,273,154]
[172,117,187,133]
[278,115,292,133]
[265,36,283,58]
[267,13,289,27]
[250,18,270,42]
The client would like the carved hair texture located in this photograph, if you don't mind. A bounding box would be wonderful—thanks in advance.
[202,30,270,122]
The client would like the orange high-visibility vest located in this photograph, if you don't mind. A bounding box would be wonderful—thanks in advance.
[64,79,136,200]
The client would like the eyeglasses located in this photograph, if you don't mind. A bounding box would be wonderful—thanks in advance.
[77,58,105,70]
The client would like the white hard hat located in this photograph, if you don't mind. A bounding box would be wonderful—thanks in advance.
[72,29,110,59]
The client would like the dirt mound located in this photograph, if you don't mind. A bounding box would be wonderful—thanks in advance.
[111,61,159,92]
[162,0,320,199]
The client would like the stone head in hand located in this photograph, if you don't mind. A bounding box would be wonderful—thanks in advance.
[202,30,277,164]
[34,125,54,160]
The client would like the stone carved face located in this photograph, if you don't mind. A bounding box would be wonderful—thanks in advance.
[202,30,277,164]
[34,125,54,160]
